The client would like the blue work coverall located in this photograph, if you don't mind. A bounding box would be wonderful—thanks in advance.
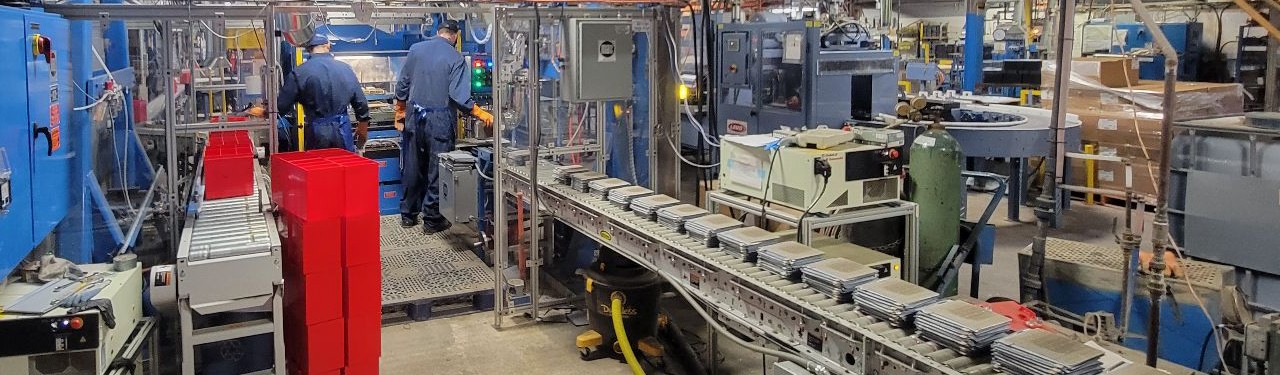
[394,36,475,225]
[278,53,371,151]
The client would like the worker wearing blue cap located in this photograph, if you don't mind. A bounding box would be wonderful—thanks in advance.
[394,19,494,233]
[278,34,372,151]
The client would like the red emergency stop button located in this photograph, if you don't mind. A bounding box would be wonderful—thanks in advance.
[68,317,83,330]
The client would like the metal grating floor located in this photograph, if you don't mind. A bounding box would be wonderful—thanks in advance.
[379,216,495,305]
[1040,237,1224,287]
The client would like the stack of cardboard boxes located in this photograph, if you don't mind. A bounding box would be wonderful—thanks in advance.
[1042,57,1244,199]
[270,149,382,375]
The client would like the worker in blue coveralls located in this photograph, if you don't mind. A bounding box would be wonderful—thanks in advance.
[394,20,494,233]
[278,34,372,151]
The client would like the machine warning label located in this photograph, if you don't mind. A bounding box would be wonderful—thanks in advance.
[49,104,60,151]
[726,119,747,135]
[598,40,617,62]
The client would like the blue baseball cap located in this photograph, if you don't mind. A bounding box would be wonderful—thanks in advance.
[306,34,329,47]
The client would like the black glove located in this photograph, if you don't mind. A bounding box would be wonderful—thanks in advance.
[69,299,116,329]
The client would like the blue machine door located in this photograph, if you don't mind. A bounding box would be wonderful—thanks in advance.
[25,16,72,241]
[0,10,34,271]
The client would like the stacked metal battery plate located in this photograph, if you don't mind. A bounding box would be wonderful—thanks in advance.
[571,171,608,192]
[656,204,709,233]
[631,194,681,221]
[607,186,654,210]
[686,214,745,248]
[853,278,940,326]
[757,241,825,278]
[440,151,477,172]
[589,178,630,199]
[992,329,1105,375]
[914,300,1011,355]
[801,258,878,301]
[717,226,782,260]
[552,165,588,185]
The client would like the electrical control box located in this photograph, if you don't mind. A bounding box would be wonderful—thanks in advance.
[719,130,903,212]
[720,31,749,87]
[0,8,72,276]
[566,19,634,101]
[462,52,493,105]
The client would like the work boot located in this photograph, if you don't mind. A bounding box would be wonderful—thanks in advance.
[423,220,452,235]
[401,215,419,228]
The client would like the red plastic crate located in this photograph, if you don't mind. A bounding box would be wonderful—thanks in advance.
[276,158,346,221]
[341,214,380,268]
[284,318,346,373]
[284,268,344,324]
[343,263,381,318]
[203,147,254,200]
[328,155,380,217]
[280,215,342,275]
[342,360,379,375]
[270,152,323,205]
[344,313,381,366]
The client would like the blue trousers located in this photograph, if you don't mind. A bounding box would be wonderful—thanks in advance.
[400,106,454,224]
[305,115,354,152]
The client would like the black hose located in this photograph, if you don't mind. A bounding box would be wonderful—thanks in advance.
[659,310,711,375]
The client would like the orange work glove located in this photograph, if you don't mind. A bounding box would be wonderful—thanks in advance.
[246,105,266,118]
[471,106,494,127]
[394,100,407,131]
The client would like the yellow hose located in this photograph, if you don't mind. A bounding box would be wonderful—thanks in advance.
[611,295,645,375]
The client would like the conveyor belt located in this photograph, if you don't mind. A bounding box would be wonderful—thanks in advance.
[501,160,1191,375]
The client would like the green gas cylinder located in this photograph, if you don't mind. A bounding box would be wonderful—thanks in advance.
[908,122,963,296]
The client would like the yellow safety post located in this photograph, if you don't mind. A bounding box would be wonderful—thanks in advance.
[295,48,306,151]
[1084,144,1096,205]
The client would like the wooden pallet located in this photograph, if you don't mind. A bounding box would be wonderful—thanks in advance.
[1067,191,1156,211]
[381,289,496,324]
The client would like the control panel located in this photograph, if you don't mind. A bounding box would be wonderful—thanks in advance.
[0,313,100,356]
[463,53,493,105]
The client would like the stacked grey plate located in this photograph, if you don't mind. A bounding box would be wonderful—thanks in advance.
[758,241,825,278]
[992,329,1105,375]
[717,227,783,261]
[571,171,608,192]
[801,258,879,301]
[589,178,631,199]
[608,186,654,210]
[686,214,745,248]
[632,194,681,221]
[553,165,588,185]
[657,204,709,233]
[853,278,940,326]
[914,300,1011,355]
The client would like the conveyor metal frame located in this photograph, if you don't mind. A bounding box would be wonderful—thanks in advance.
[705,190,921,283]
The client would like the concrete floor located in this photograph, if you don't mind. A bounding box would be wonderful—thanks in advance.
[379,193,1144,374]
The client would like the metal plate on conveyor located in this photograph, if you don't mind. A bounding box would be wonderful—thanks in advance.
[378,216,494,305]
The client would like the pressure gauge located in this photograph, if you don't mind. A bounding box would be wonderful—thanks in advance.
[993,28,1007,42]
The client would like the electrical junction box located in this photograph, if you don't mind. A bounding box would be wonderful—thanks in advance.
[567,19,634,101]
[719,134,903,213]
[719,31,749,87]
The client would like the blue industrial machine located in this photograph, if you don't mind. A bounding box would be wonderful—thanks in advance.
[0,6,74,274]
[1114,22,1203,81]
[715,20,897,135]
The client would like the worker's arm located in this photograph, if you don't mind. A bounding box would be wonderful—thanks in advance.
[394,47,416,103]
[277,71,301,116]
[448,58,491,126]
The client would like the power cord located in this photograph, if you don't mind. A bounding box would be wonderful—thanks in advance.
[796,159,833,242]
[758,145,782,224]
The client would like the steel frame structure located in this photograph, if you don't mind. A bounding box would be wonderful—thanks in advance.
[489,5,681,327]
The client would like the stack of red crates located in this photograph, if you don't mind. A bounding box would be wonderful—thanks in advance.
[204,130,254,199]
[270,149,381,375]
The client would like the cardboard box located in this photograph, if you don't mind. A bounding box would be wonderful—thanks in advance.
[284,268,344,324]
[1046,81,1245,121]
[1071,57,1140,88]
[1072,110,1167,150]
[1069,151,1161,199]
